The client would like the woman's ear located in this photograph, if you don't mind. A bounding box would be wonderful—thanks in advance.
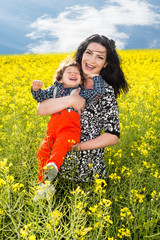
[104,62,108,68]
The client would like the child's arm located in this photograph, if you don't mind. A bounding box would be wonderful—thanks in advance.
[80,74,105,103]
[31,80,55,103]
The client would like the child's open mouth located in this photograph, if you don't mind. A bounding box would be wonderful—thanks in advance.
[69,77,77,81]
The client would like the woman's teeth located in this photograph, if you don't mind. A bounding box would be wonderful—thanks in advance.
[86,63,95,69]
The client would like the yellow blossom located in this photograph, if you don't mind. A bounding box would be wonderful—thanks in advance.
[20,229,28,237]
[120,207,134,221]
[29,235,36,240]
[151,190,157,198]
[0,178,6,186]
[117,227,130,238]
[88,163,93,168]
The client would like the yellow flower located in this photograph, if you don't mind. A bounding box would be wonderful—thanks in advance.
[94,222,100,228]
[151,190,156,198]
[7,175,14,183]
[0,208,4,214]
[131,189,145,203]
[49,209,63,226]
[117,227,130,238]
[88,163,93,168]
[12,182,24,192]
[70,186,84,195]
[94,179,107,193]
[120,207,134,221]
[108,159,114,165]
[76,226,92,236]
[0,178,6,186]
[20,229,28,237]
[89,204,98,213]
[101,198,112,207]
[109,173,121,184]
[29,235,36,240]
[0,158,8,168]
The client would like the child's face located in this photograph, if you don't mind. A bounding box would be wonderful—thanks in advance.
[59,66,81,88]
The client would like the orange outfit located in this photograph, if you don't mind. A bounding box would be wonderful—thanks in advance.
[37,109,81,182]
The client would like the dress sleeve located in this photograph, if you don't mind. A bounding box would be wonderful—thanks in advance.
[102,84,120,138]
[31,85,55,102]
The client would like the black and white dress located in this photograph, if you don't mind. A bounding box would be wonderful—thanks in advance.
[60,82,120,182]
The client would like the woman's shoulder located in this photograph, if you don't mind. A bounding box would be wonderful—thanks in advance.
[103,81,115,94]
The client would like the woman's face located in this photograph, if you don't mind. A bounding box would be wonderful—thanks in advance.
[81,42,107,75]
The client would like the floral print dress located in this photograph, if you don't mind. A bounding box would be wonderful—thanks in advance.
[60,82,120,182]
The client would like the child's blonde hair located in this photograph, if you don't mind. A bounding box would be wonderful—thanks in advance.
[54,56,84,82]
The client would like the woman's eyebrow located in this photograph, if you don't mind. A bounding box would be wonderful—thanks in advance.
[86,48,106,55]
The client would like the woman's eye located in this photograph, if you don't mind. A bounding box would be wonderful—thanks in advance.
[98,56,104,60]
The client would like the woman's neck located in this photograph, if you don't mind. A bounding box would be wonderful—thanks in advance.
[83,75,94,89]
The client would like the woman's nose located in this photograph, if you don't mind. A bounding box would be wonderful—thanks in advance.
[89,55,95,63]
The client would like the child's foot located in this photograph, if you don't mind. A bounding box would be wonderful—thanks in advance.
[33,183,56,201]
[44,162,58,183]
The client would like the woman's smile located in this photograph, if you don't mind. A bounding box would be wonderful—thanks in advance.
[85,63,95,70]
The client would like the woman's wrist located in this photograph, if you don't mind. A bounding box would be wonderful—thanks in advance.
[68,94,74,108]
[78,142,81,151]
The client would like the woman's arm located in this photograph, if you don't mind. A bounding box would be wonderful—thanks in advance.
[73,132,119,151]
[37,88,86,116]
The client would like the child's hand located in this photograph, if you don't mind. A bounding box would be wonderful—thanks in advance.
[32,80,43,91]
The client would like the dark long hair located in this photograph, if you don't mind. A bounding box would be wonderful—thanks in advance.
[75,34,129,98]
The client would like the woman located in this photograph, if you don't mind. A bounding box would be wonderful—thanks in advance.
[37,34,129,182]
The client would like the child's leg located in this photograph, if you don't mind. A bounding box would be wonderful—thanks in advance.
[44,110,81,182]
[44,133,79,183]
[37,135,54,182]
[48,131,80,169]
[47,111,81,169]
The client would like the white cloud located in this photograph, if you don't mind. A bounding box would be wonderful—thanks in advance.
[149,39,160,48]
[26,0,160,53]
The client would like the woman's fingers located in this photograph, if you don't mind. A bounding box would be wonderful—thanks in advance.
[71,89,86,114]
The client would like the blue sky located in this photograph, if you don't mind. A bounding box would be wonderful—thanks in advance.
[0,0,160,54]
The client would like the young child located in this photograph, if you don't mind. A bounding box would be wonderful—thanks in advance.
[31,57,105,197]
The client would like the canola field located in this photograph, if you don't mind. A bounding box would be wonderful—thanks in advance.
[0,50,160,239]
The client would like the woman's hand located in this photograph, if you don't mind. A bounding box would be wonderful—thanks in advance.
[72,143,81,151]
[70,88,86,114]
